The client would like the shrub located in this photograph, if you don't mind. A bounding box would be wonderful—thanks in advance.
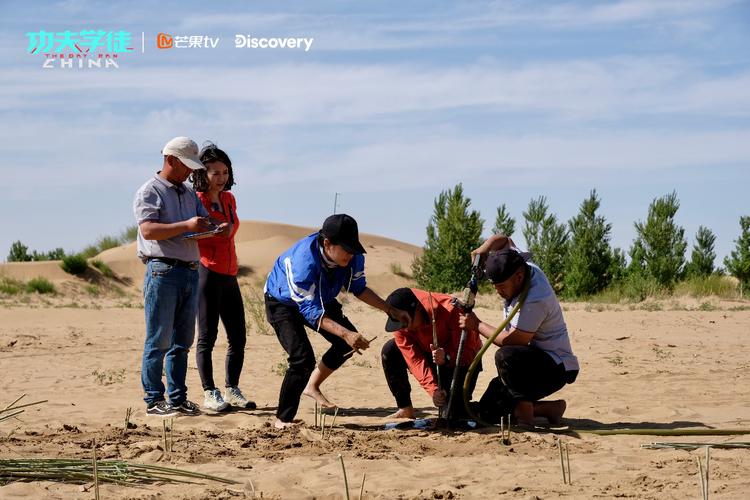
[389,262,411,279]
[243,284,272,335]
[91,259,114,278]
[26,277,56,294]
[674,274,737,299]
[60,254,88,275]
[96,235,122,252]
[92,368,126,385]
[120,225,139,243]
[594,274,666,303]
[0,275,25,295]
[80,245,100,259]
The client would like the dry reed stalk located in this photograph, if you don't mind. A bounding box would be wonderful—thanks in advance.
[331,407,339,430]
[0,394,48,422]
[705,446,710,500]
[123,407,132,434]
[2,394,26,411]
[338,454,350,500]
[169,418,174,453]
[697,456,706,500]
[507,414,512,443]
[557,438,569,484]
[641,442,750,450]
[92,439,100,500]
[162,420,168,457]
[343,336,378,358]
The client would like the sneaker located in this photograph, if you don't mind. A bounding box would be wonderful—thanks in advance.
[203,389,230,412]
[146,400,178,417]
[170,399,201,416]
[224,386,257,410]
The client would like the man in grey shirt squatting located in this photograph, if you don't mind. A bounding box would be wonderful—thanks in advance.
[460,234,579,427]
[133,136,222,417]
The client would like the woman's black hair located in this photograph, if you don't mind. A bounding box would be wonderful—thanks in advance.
[191,141,235,192]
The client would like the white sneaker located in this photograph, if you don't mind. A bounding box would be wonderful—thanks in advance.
[203,389,230,412]
[224,386,257,410]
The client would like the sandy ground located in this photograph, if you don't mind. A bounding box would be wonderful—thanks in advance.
[2,221,750,499]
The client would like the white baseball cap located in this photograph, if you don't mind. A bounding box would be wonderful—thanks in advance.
[161,137,205,170]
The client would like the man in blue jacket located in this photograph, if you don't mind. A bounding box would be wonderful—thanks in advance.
[265,214,411,429]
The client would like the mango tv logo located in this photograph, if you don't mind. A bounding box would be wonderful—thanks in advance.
[157,33,173,49]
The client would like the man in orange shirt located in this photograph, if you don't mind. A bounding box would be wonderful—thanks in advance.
[381,287,482,419]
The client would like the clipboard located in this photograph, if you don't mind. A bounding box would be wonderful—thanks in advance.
[183,226,223,240]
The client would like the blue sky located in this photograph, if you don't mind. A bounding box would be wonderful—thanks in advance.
[1,0,748,265]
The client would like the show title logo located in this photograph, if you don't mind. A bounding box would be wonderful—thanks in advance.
[26,30,133,69]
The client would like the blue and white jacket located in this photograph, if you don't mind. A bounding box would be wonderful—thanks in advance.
[265,233,367,330]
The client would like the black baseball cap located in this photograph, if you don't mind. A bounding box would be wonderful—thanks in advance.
[484,249,527,284]
[384,287,419,332]
[320,214,367,255]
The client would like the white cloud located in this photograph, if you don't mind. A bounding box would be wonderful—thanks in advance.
[2,56,748,123]
[242,128,750,191]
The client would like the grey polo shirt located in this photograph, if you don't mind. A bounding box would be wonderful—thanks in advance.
[504,263,580,371]
[133,173,209,262]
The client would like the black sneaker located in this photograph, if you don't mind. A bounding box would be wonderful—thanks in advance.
[171,399,201,416]
[146,400,178,417]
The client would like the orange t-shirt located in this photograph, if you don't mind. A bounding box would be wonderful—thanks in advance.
[392,289,482,396]
[196,191,239,276]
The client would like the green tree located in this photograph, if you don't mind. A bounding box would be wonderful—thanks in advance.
[7,241,31,262]
[412,184,484,292]
[685,226,716,277]
[724,216,750,296]
[45,248,66,260]
[492,203,516,237]
[629,191,687,288]
[522,196,568,293]
[30,248,65,261]
[609,248,628,282]
[564,190,613,297]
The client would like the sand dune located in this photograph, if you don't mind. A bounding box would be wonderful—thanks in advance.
[0,220,422,296]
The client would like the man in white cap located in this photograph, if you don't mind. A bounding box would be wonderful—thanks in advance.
[133,136,225,417]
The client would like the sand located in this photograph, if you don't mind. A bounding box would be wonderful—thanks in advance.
[1,220,750,499]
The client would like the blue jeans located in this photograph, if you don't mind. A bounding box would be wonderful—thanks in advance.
[141,260,199,406]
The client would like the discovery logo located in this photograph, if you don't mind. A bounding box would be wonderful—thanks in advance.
[235,35,314,52]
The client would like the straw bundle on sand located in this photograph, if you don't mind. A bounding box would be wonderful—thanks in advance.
[0,459,238,486]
